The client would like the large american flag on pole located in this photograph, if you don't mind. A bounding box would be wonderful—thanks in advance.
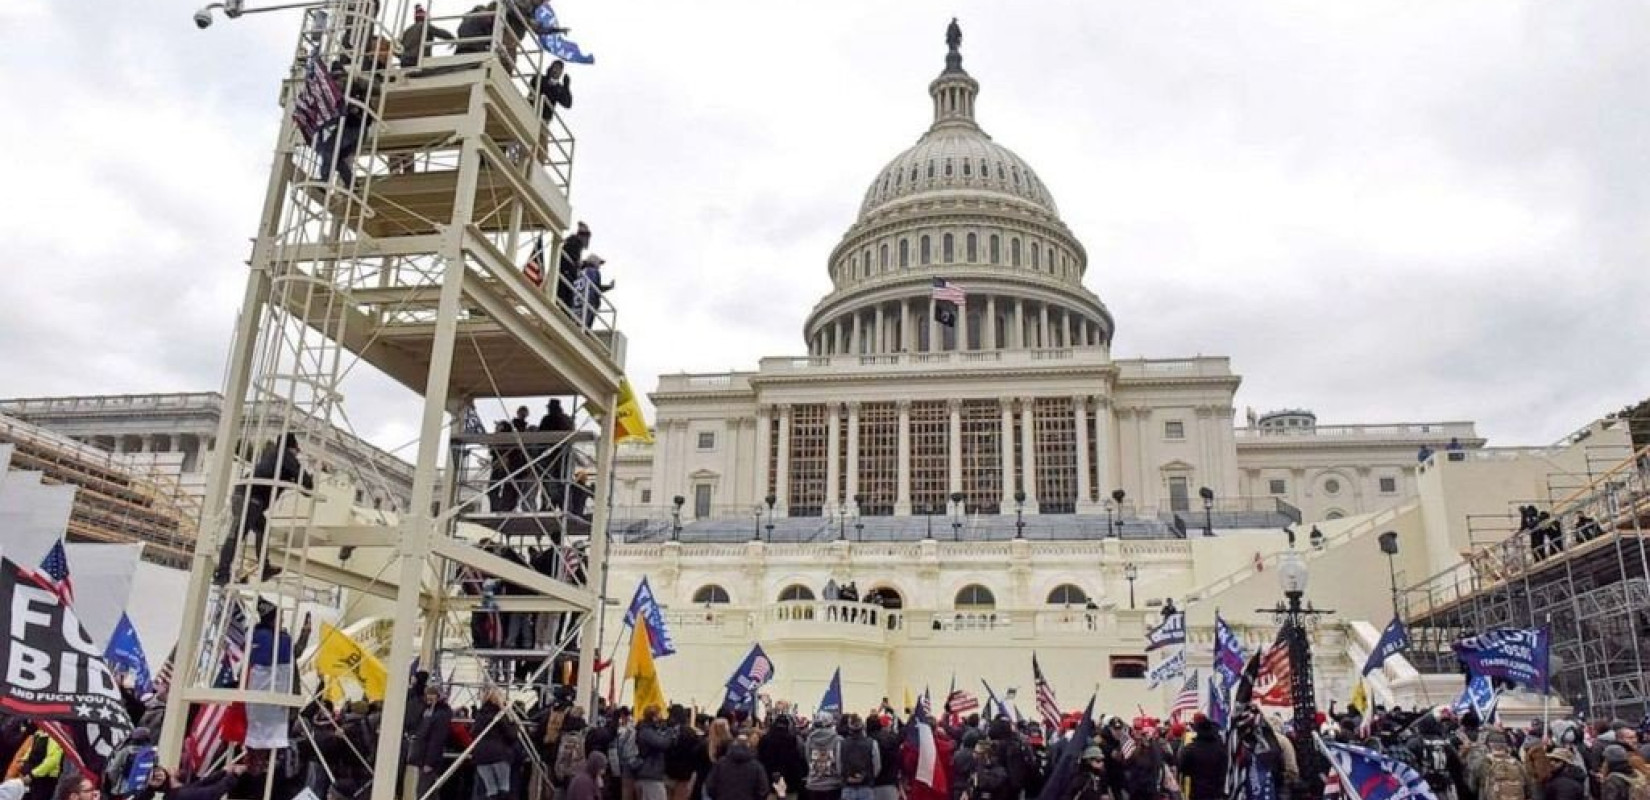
[292,55,344,146]
[1033,653,1060,731]
[184,599,249,777]
[38,540,74,606]
[1254,637,1293,708]
[931,277,967,305]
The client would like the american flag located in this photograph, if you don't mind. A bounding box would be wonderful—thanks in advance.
[750,655,773,683]
[1033,654,1061,731]
[151,645,177,701]
[39,540,74,606]
[947,686,981,715]
[917,688,934,720]
[1120,732,1137,761]
[1170,671,1201,723]
[931,277,967,305]
[1254,638,1293,708]
[292,55,344,146]
[523,235,546,287]
[184,599,249,777]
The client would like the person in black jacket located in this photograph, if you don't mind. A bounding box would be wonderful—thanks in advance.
[473,690,519,800]
[665,706,708,800]
[705,739,779,800]
[1177,718,1227,800]
[397,5,454,67]
[133,764,246,800]
[867,716,901,800]
[757,715,807,799]
[1541,748,1588,800]
[534,60,573,124]
[636,707,678,800]
[411,684,455,800]
[557,222,592,308]
[214,433,314,584]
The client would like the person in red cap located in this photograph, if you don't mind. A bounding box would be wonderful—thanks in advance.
[398,4,454,67]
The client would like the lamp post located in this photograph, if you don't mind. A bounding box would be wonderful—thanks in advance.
[1111,489,1127,538]
[950,492,966,541]
[764,494,776,542]
[670,495,684,542]
[1378,531,1401,619]
[838,501,848,540]
[192,0,324,29]
[1309,525,1325,551]
[853,494,865,541]
[1124,562,1138,609]
[1199,486,1215,537]
[923,503,934,540]
[1260,549,1333,800]
[752,505,762,542]
[1014,490,1026,540]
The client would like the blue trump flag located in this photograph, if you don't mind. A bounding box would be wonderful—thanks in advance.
[1361,617,1412,676]
[820,667,844,715]
[1316,736,1439,800]
[1214,612,1246,689]
[721,644,775,712]
[1452,628,1550,691]
[533,2,595,65]
[105,612,152,696]
[1208,674,1229,730]
[624,577,676,658]
[1451,674,1501,722]
[1146,612,1186,652]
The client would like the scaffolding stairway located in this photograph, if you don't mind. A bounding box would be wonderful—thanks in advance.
[158,4,626,800]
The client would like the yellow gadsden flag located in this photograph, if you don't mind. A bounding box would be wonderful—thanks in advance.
[314,623,388,702]
[614,378,654,444]
[1348,677,1368,717]
[625,623,667,718]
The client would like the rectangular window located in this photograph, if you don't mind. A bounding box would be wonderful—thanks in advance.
[857,403,898,516]
[909,401,949,514]
[961,400,1003,515]
[697,431,716,450]
[1164,420,1185,440]
[640,488,653,505]
[1269,478,1287,495]
[1379,477,1398,494]
[1034,397,1077,514]
[694,484,712,518]
[787,404,828,517]
[1168,476,1190,514]
[1109,655,1149,680]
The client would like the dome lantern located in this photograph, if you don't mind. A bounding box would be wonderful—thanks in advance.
[929,18,981,133]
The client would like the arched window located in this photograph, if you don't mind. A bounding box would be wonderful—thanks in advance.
[1011,166,1021,186]
[899,239,910,268]
[927,160,936,179]
[693,585,731,604]
[996,163,1005,180]
[910,165,919,183]
[944,158,954,177]
[943,233,955,263]
[955,584,996,610]
[1325,510,1346,520]
[894,169,902,187]
[989,235,1001,264]
[880,244,889,270]
[866,587,905,609]
[1046,584,1088,605]
[778,584,815,602]
[962,160,972,178]
[966,233,978,262]
[1031,244,1040,270]
[1011,238,1022,267]
[920,236,932,265]
[849,256,858,281]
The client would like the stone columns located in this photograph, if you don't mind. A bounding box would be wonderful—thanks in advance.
[985,295,997,349]
[927,299,940,353]
[947,399,963,497]
[845,402,861,510]
[825,402,842,510]
[754,405,773,500]
[873,304,885,354]
[1074,395,1094,511]
[1019,397,1039,513]
[775,404,792,515]
[902,299,915,352]
[957,301,971,351]
[1093,397,1113,501]
[895,400,912,515]
[1134,407,1154,509]
[1037,304,1049,349]
[1011,299,1024,349]
[998,397,1015,509]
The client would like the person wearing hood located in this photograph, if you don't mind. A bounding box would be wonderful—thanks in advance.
[866,716,901,800]
[757,715,807,798]
[950,730,981,800]
[838,715,881,800]
[568,752,611,800]
[1541,747,1588,800]
[1601,746,1646,800]
[706,738,781,800]
[1177,717,1226,800]
[805,712,845,800]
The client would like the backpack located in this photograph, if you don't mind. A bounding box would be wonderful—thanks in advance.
[613,728,641,776]
[1609,773,1650,800]
[1418,739,1452,791]
[1481,753,1524,800]
[841,738,875,786]
[807,737,840,783]
[554,731,588,785]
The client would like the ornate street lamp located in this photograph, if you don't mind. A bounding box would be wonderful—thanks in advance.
[1261,549,1333,800]
[950,491,966,541]
[752,504,763,542]
[1199,486,1215,537]
[1378,531,1401,619]
[1124,562,1139,609]
[670,495,684,542]
[853,494,865,541]
[764,493,776,542]
[1013,490,1026,540]
[1110,489,1127,538]
[923,503,934,540]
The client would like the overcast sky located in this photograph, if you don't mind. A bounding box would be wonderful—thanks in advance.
[2,1,1646,457]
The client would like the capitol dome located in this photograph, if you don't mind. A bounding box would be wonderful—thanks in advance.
[803,21,1114,357]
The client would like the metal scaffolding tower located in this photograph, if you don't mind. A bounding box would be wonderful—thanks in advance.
[157,3,625,800]
[1400,445,1650,719]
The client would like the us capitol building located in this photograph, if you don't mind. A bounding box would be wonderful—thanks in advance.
[588,25,1568,714]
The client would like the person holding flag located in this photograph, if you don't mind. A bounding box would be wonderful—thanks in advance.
[901,691,953,800]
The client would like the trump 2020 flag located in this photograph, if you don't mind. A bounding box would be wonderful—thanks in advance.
[623,577,676,657]
[820,667,844,715]
[104,613,152,697]
[721,644,775,712]
[1452,628,1550,691]
[1451,674,1501,722]
[1147,648,1187,689]
[1208,674,1229,730]
[1317,736,1439,800]
[1213,612,1246,689]
[1361,617,1411,676]
[0,558,133,770]
[1146,611,1186,652]
[534,2,595,64]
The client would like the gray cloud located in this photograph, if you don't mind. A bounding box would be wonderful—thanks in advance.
[1,0,1645,449]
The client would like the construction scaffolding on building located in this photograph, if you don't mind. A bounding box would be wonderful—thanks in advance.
[1399,444,1650,720]
[156,3,625,800]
